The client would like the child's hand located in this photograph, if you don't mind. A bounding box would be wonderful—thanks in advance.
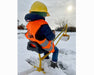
[52,30,55,34]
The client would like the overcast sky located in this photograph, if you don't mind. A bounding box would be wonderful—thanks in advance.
[18,0,76,29]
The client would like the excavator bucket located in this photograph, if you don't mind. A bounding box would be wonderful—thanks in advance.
[61,33,70,41]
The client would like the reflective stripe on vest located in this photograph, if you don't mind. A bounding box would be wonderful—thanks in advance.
[41,40,54,52]
[25,19,55,53]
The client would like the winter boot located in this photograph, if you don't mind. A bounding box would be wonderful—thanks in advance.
[50,61,58,68]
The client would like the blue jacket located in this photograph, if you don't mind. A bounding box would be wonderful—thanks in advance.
[25,13,55,41]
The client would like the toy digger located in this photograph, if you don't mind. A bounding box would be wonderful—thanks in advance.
[24,1,69,73]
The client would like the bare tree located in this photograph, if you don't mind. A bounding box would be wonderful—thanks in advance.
[55,18,68,27]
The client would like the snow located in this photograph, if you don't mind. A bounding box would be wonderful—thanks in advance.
[18,30,76,75]
[28,68,66,75]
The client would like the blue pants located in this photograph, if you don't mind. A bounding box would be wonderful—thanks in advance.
[44,46,59,62]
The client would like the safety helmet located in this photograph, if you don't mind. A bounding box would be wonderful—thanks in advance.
[29,1,50,16]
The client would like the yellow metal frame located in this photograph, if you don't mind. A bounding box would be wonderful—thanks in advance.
[33,54,46,73]
[32,24,69,73]
[33,53,51,73]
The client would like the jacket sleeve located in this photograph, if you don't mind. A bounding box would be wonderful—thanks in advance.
[39,24,55,41]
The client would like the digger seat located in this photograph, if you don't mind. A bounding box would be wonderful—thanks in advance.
[27,41,47,54]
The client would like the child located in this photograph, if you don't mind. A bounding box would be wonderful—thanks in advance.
[25,1,59,68]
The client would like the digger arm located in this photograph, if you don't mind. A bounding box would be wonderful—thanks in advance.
[41,24,69,60]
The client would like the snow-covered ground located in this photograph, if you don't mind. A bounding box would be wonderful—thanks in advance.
[18,30,76,75]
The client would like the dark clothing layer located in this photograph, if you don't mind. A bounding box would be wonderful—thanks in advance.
[25,13,55,40]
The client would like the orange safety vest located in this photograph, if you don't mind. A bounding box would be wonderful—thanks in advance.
[25,19,55,53]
